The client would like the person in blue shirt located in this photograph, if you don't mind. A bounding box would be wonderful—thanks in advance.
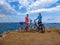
[35,13,42,25]
[35,13,45,33]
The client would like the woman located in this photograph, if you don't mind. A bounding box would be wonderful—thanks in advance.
[25,14,29,31]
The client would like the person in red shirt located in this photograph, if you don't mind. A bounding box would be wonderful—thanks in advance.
[25,14,29,25]
[25,14,29,31]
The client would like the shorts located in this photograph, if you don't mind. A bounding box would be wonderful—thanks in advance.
[38,21,42,26]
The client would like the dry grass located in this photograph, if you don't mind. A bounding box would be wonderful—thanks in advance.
[0,28,60,45]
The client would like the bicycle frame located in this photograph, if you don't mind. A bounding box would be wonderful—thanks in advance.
[34,21,45,33]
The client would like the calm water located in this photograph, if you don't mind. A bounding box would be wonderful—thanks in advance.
[0,23,60,34]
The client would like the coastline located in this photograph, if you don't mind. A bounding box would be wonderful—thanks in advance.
[0,28,60,45]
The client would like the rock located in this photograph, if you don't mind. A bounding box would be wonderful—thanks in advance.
[58,31,60,34]
[0,34,2,37]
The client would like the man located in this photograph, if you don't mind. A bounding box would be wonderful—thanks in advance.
[35,13,42,32]
[35,13,42,25]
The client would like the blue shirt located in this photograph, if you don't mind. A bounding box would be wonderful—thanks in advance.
[37,15,42,22]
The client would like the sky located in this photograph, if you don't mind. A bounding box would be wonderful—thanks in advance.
[0,0,60,23]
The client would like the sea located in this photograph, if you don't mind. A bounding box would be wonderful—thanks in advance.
[0,23,60,34]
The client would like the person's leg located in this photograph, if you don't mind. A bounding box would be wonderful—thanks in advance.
[25,24,28,31]
[25,24,27,31]
[27,24,29,31]
[38,21,43,32]
[42,24,45,33]
[39,24,45,33]
[38,21,40,32]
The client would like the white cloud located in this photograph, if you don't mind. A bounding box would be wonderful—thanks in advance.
[0,15,21,23]
[19,6,23,10]
[0,0,60,23]
[0,0,17,15]
[0,14,6,17]
[6,0,17,3]
[29,0,58,10]
[0,0,4,5]
[29,5,60,13]
[43,16,60,23]
[17,0,36,12]
[18,0,29,7]
[5,0,59,14]
[3,0,59,14]
[6,0,34,13]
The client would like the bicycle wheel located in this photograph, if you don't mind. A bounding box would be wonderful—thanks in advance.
[41,24,45,33]
[38,24,45,33]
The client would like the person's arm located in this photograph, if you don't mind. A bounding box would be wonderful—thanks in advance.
[35,18,37,20]
[35,16,38,21]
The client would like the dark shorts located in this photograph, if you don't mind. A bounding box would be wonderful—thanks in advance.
[38,21,42,26]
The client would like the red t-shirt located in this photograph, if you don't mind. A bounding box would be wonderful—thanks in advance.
[25,17,29,24]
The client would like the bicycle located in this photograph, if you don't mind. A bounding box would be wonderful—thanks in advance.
[34,21,45,33]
